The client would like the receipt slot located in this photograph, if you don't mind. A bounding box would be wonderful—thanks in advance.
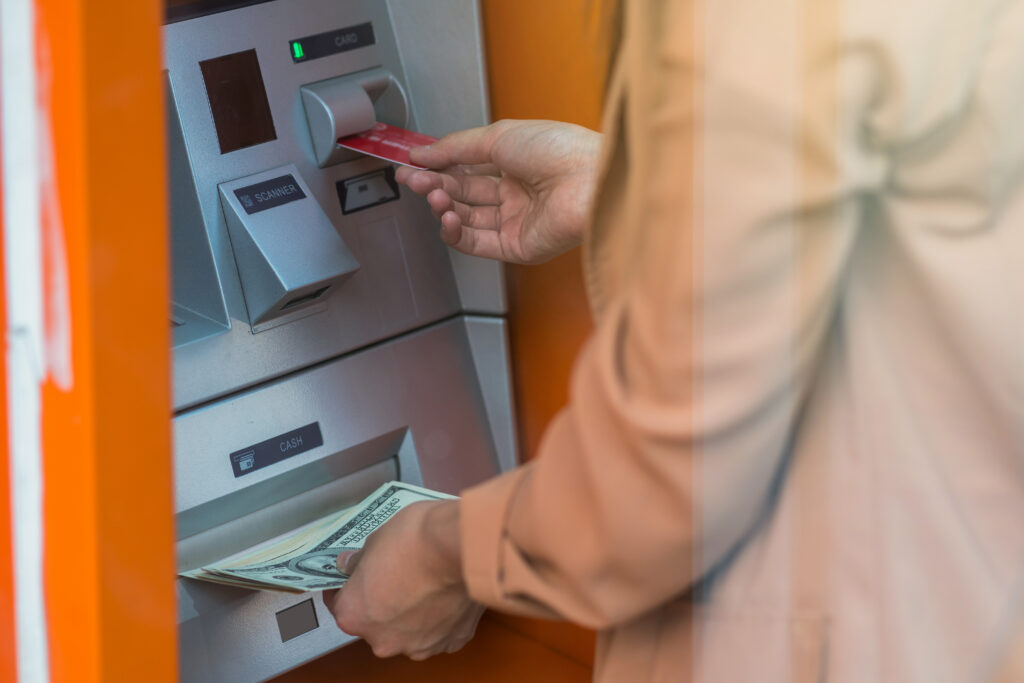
[165,1,512,681]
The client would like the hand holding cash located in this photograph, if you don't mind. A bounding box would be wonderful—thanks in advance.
[323,492,481,660]
[181,481,455,593]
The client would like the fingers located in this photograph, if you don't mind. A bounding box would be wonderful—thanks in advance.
[395,163,498,184]
[325,585,479,662]
[459,162,502,177]
[394,165,414,185]
[322,588,340,605]
[396,168,513,260]
[322,587,354,635]
[399,176,510,260]
[428,191,500,231]
[324,551,362,635]
[336,549,363,576]
[325,585,367,640]
[425,189,451,217]
[397,167,500,207]
[408,122,507,169]
[439,214,509,262]
[407,625,476,660]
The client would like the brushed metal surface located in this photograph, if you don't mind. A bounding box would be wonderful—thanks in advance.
[165,0,502,410]
[174,319,515,682]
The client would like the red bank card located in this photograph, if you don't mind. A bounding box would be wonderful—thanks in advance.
[337,122,438,169]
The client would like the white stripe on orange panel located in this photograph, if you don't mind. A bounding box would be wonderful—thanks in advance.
[0,0,51,679]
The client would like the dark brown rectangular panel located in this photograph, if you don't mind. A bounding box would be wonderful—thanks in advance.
[276,599,320,642]
[200,49,277,154]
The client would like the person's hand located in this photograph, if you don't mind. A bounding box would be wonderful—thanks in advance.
[395,120,602,265]
[323,500,484,660]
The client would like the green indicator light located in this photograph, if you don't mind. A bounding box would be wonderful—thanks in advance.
[292,42,305,60]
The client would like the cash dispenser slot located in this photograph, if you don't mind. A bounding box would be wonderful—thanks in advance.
[178,459,396,573]
[176,430,420,677]
[300,66,409,168]
[177,428,421,572]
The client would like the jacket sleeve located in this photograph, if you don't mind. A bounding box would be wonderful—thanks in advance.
[459,0,983,629]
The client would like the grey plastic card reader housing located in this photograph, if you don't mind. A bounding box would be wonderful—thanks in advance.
[300,67,409,168]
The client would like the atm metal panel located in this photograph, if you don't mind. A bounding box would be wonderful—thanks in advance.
[167,1,514,679]
[164,0,501,411]
[173,319,500,522]
[175,319,508,682]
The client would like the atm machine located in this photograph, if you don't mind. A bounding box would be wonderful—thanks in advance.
[165,1,516,680]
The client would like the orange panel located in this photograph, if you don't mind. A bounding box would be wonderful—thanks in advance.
[480,0,604,453]
[35,0,176,680]
[0,66,18,682]
[480,0,601,460]
[481,0,604,667]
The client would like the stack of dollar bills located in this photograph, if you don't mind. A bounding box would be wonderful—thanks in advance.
[181,481,455,593]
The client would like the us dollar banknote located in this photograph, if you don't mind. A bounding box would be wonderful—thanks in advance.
[181,481,455,593]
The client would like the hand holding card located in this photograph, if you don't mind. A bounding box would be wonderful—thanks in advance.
[337,122,438,169]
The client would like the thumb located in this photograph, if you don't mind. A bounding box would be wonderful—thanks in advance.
[336,549,363,576]
[409,123,504,170]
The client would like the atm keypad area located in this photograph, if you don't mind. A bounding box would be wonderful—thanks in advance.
[166,1,516,681]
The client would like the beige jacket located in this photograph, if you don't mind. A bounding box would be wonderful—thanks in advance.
[461,0,1024,680]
